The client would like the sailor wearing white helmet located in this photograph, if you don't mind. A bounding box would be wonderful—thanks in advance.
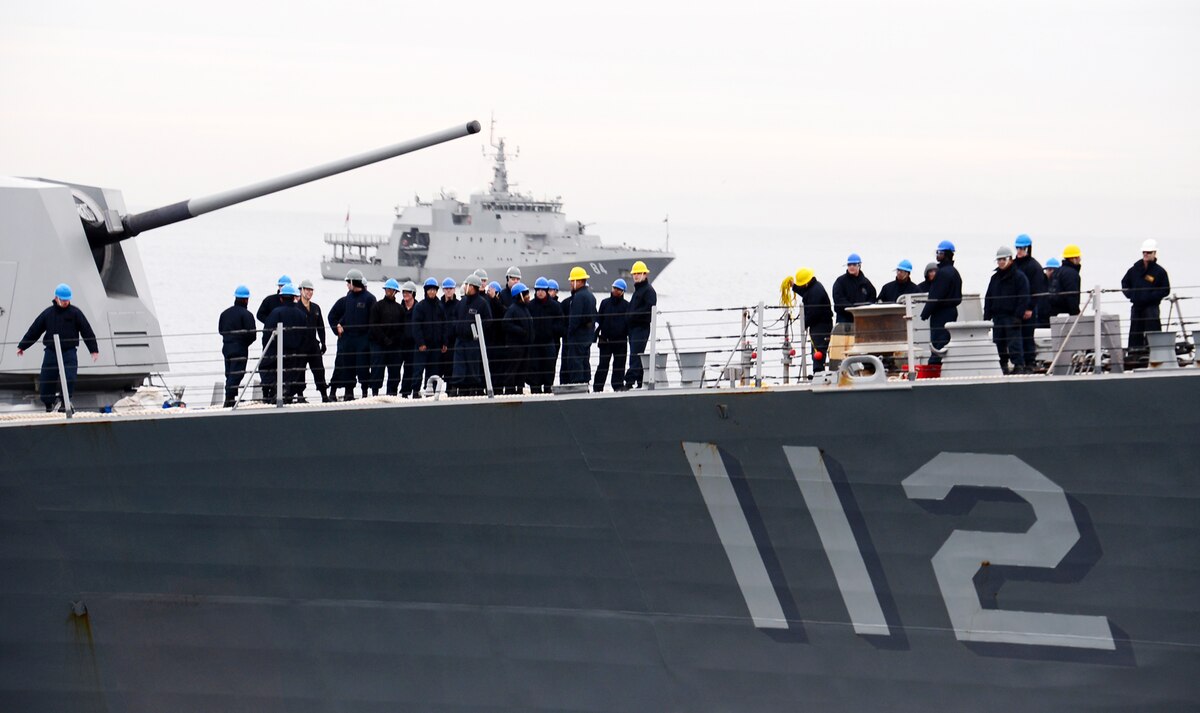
[1121,240,1171,366]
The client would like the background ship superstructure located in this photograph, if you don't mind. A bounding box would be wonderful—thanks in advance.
[321,126,674,286]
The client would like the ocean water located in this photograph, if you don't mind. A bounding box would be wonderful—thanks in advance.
[137,207,1200,400]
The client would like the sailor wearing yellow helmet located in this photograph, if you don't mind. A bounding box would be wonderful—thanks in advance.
[562,266,598,385]
[1056,244,1083,316]
[623,260,658,389]
[789,267,833,373]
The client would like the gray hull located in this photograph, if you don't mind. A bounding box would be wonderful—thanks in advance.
[2,373,1198,711]
[320,254,674,287]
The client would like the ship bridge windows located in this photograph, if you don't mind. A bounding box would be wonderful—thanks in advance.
[400,228,429,249]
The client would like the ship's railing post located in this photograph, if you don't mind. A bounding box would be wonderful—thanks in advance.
[903,294,916,382]
[474,312,495,398]
[797,304,808,380]
[1092,285,1102,374]
[52,334,74,418]
[275,323,284,406]
[755,301,765,387]
[233,330,274,409]
[648,305,658,390]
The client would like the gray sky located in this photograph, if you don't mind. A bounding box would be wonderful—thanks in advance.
[2,0,1196,239]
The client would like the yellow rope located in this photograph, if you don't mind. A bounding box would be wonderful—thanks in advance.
[780,276,796,311]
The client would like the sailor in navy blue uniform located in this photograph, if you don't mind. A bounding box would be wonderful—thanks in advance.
[593,279,630,392]
[920,241,963,366]
[16,283,100,411]
[1121,240,1171,364]
[218,285,256,407]
[623,263,658,389]
[984,246,1030,374]
[328,269,377,400]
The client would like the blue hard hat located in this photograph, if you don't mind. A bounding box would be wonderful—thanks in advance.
[277,274,292,286]
[1045,257,1061,269]
[612,278,628,291]
[846,253,862,265]
[54,283,73,301]
[234,284,251,299]
[534,276,550,290]
[1015,234,1032,248]
[441,277,456,289]
[547,279,560,290]
[937,240,956,252]
[487,281,501,293]
[383,278,401,291]
[511,283,530,298]
[280,283,300,297]
[423,277,439,288]
[896,259,913,273]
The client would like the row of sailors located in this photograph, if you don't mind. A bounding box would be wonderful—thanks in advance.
[218,262,659,405]
[790,236,1170,373]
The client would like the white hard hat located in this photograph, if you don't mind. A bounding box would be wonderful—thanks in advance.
[1141,239,1158,253]
[995,245,1014,260]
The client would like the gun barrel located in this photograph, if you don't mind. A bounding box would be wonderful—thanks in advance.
[116,120,481,240]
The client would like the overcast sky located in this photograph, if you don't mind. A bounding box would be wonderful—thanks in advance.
[2,1,1196,239]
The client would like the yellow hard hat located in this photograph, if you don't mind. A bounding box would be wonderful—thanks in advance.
[568,266,590,281]
[630,260,649,275]
[1062,244,1082,259]
[794,267,815,287]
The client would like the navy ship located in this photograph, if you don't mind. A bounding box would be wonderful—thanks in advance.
[320,122,674,287]
[1,120,1198,712]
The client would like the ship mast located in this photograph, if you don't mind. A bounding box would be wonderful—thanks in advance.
[484,116,517,196]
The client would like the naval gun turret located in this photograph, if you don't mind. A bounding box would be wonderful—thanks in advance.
[0,120,481,409]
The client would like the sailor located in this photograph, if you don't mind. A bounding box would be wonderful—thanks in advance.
[593,279,630,392]
[1012,234,1047,369]
[563,266,598,386]
[920,241,963,366]
[256,275,292,323]
[256,274,291,401]
[328,269,377,401]
[1056,245,1083,316]
[831,253,877,325]
[1042,257,1062,316]
[367,279,405,397]
[790,268,834,373]
[16,283,100,412]
[878,259,921,304]
[412,278,447,397]
[217,285,257,407]
[917,262,938,293]
[527,277,563,393]
[984,246,1031,374]
[501,282,534,394]
[499,266,522,307]
[262,283,309,402]
[451,274,492,396]
[1121,239,1171,364]
[623,261,658,389]
[440,278,459,383]
[396,282,420,397]
[296,279,330,403]
[484,280,507,387]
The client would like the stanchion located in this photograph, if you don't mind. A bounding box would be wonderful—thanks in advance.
[474,313,494,398]
[52,334,74,418]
